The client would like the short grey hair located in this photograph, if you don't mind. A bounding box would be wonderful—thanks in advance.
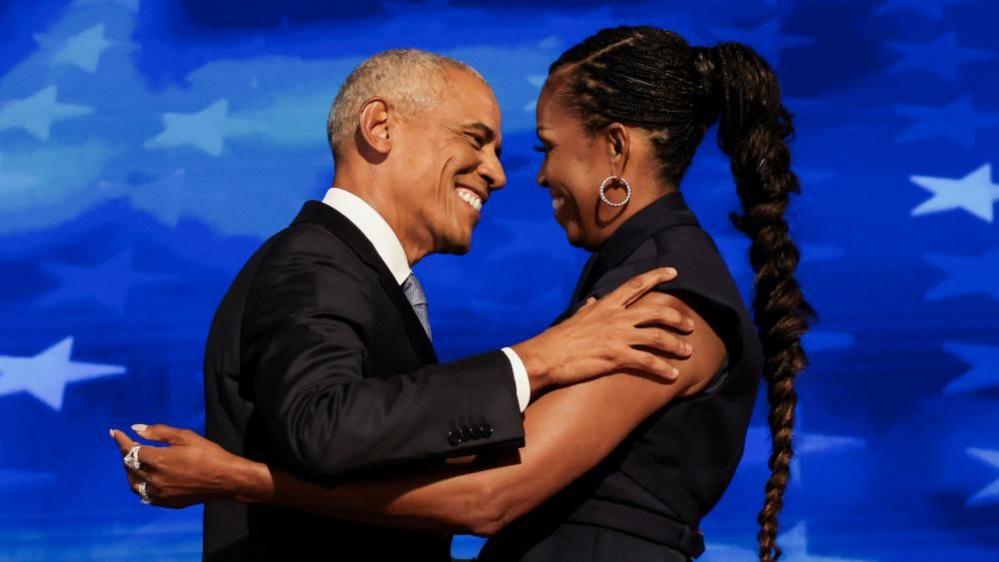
[327,49,484,156]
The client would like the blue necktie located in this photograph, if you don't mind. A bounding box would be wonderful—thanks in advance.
[401,273,432,341]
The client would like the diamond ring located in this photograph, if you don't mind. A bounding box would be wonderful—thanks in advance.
[137,481,151,505]
[124,445,142,471]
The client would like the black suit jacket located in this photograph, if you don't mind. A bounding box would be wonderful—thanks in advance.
[202,201,525,561]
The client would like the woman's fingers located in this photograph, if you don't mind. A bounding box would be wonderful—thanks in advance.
[603,267,677,308]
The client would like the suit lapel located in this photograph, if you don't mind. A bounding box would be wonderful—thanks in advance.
[292,201,438,364]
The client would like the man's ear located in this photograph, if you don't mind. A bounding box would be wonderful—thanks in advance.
[357,98,393,155]
[605,122,630,176]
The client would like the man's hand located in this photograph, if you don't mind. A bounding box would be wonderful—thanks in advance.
[110,424,253,508]
[512,267,695,394]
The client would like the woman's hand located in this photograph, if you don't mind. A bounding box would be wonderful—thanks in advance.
[110,424,257,508]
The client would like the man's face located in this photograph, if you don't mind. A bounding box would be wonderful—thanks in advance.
[392,68,506,255]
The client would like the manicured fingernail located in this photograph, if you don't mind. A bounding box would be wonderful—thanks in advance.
[131,424,148,432]
[109,428,115,439]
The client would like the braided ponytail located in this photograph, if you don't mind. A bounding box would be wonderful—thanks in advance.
[549,26,816,561]
[695,43,816,561]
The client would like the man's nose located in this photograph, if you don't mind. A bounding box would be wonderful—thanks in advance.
[482,151,507,191]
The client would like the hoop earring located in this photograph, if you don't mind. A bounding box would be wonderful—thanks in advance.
[599,175,632,208]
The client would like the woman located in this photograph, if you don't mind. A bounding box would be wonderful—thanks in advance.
[114,26,814,561]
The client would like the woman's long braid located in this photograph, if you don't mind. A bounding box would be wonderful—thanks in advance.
[551,26,815,561]
[697,42,816,562]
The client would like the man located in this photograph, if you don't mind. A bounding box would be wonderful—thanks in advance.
[116,50,689,561]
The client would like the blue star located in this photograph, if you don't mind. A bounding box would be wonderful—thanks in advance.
[742,422,864,486]
[72,0,140,12]
[0,338,126,410]
[712,18,814,66]
[704,522,872,562]
[0,86,93,140]
[966,448,999,507]
[910,163,999,222]
[35,23,111,73]
[0,468,56,490]
[0,154,40,190]
[803,331,855,353]
[895,95,999,148]
[888,32,993,81]
[875,0,973,20]
[40,250,174,314]
[144,99,233,156]
[925,248,999,302]
[941,342,999,396]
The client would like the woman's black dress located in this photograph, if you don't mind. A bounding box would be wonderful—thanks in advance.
[478,192,764,561]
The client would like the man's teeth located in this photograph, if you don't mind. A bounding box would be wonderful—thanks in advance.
[456,187,483,212]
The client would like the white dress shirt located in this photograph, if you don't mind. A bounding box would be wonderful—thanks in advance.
[322,188,531,411]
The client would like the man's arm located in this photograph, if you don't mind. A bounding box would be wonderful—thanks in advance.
[114,293,724,534]
[242,230,693,479]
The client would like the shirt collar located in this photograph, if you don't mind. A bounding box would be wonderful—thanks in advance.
[321,187,412,285]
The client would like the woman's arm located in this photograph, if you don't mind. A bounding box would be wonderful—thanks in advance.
[113,292,726,535]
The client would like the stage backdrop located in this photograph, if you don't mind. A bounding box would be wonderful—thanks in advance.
[1,0,997,560]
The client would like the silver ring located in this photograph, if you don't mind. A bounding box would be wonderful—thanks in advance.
[137,481,151,505]
[124,445,142,471]
[599,175,632,208]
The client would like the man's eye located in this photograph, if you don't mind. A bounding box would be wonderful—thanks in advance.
[467,134,485,147]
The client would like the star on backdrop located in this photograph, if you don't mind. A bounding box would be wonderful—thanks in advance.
[703,522,873,562]
[894,95,999,148]
[0,337,126,410]
[924,247,999,302]
[941,342,999,396]
[144,99,237,156]
[910,163,999,223]
[711,18,814,66]
[965,447,999,507]
[742,424,865,486]
[34,23,112,73]
[874,0,974,20]
[39,250,175,314]
[0,86,93,140]
[887,32,993,81]
[0,154,40,190]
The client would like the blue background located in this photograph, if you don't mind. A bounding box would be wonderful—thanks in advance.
[1,0,998,560]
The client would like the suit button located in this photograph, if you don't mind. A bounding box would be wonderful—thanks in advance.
[447,430,461,446]
[460,426,472,440]
[469,425,483,439]
[482,424,494,437]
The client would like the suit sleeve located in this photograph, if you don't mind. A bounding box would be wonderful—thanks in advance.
[241,228,524,480]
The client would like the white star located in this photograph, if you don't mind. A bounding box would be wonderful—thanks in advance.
[910,163,999,222]
[966,448,999,506]
[703,522,872,561]
[0,338,126,410]
[0,86,93,140]
[941,342,999,396]
[144,99,232,156]
[36,24,112,73]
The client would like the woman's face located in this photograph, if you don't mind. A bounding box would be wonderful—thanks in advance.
[534,84,633,251]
